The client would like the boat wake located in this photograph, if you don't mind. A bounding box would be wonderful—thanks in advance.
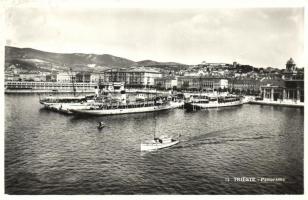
[188,125,255,140]
[173,135,271,149]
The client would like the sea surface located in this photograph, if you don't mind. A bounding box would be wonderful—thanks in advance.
[5,94,304,194]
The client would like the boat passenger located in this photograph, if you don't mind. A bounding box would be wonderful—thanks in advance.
[98,121,105,129]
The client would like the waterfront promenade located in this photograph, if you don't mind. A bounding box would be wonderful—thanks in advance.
[250,99,304,107]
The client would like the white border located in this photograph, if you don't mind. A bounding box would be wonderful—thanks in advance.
[0,1,307,200]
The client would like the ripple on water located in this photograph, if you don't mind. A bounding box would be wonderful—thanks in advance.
[5,95,304,194]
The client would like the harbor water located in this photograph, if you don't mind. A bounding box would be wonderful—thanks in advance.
[5,94,303,194]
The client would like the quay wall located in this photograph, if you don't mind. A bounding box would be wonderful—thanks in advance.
[249,100,304,107]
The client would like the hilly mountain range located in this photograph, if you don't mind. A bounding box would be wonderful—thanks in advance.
[5,46,186,72]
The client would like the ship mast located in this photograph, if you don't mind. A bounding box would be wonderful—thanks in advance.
[153,114,157,139]
[153,84,158,140]
[70,68,76,96]
[199,74,202,97]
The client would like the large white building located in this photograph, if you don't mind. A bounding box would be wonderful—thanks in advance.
[90,73,101,83]
[56,72,76,82]
[103,68,162,88]
[155,77,178,90]
[177,76,228,91]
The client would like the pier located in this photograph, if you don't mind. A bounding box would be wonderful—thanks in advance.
[5,81,97,94]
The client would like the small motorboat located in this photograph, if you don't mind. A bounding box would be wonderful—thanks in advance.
[141,135,180,151]
[141,114,180,151]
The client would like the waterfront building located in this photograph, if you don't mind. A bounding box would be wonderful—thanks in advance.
[261,80,304,103]
[228,78,261,94]
[75,72,101,83]
[259,58,304,104]
[154,77,178,90]
[261,58,304,103]
[228,75,296,95]
[90,73,101,83]
[4,72,20,81]
[5,81,97,93]
[102,68,162,88]
[19,72,47,82]
[56,72,76,83]
[76,72,91,82]
[260,77,285,86]
[177,76,228,91]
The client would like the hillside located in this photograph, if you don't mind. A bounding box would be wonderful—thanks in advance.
[5,46,187,72]
[137,60,188,71]
[5,46,138,72]
[137,59,184,66]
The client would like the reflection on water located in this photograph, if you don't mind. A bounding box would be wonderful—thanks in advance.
[5,94,303,194]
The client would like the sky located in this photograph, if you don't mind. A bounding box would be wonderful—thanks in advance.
[4,1,305,68]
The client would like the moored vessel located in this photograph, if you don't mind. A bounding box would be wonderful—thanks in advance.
[70,99,172,116]
[39,95,96,114]
[39,68,98,114]
[184,93,243,111]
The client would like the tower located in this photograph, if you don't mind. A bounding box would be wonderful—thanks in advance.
[286,58,296,72]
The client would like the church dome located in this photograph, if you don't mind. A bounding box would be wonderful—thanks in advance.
[286,58,295,65]
[286,58,296,72]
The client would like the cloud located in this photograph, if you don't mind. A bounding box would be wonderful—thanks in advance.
[4,7,304,68]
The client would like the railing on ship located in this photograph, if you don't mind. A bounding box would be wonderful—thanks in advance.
[5,81,97,90]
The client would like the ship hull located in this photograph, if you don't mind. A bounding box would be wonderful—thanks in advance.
[70,105,172,116]
[169,101,184,109]
[41,102,98,114]
[184,100,243,111]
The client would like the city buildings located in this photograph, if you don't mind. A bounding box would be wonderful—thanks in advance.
[5,81,97,93]
[76,72,101,83]
[258,58,304,104]
[177,76,228,91]
[154,77,178,90]
[102,68,162,88]
[228,78,262,94]
[4,58,304,100]
[56,72,76,83]
[19,72,47,82]
[260,80,304,104]
[4,71,20,81]
[76,72,91,82]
